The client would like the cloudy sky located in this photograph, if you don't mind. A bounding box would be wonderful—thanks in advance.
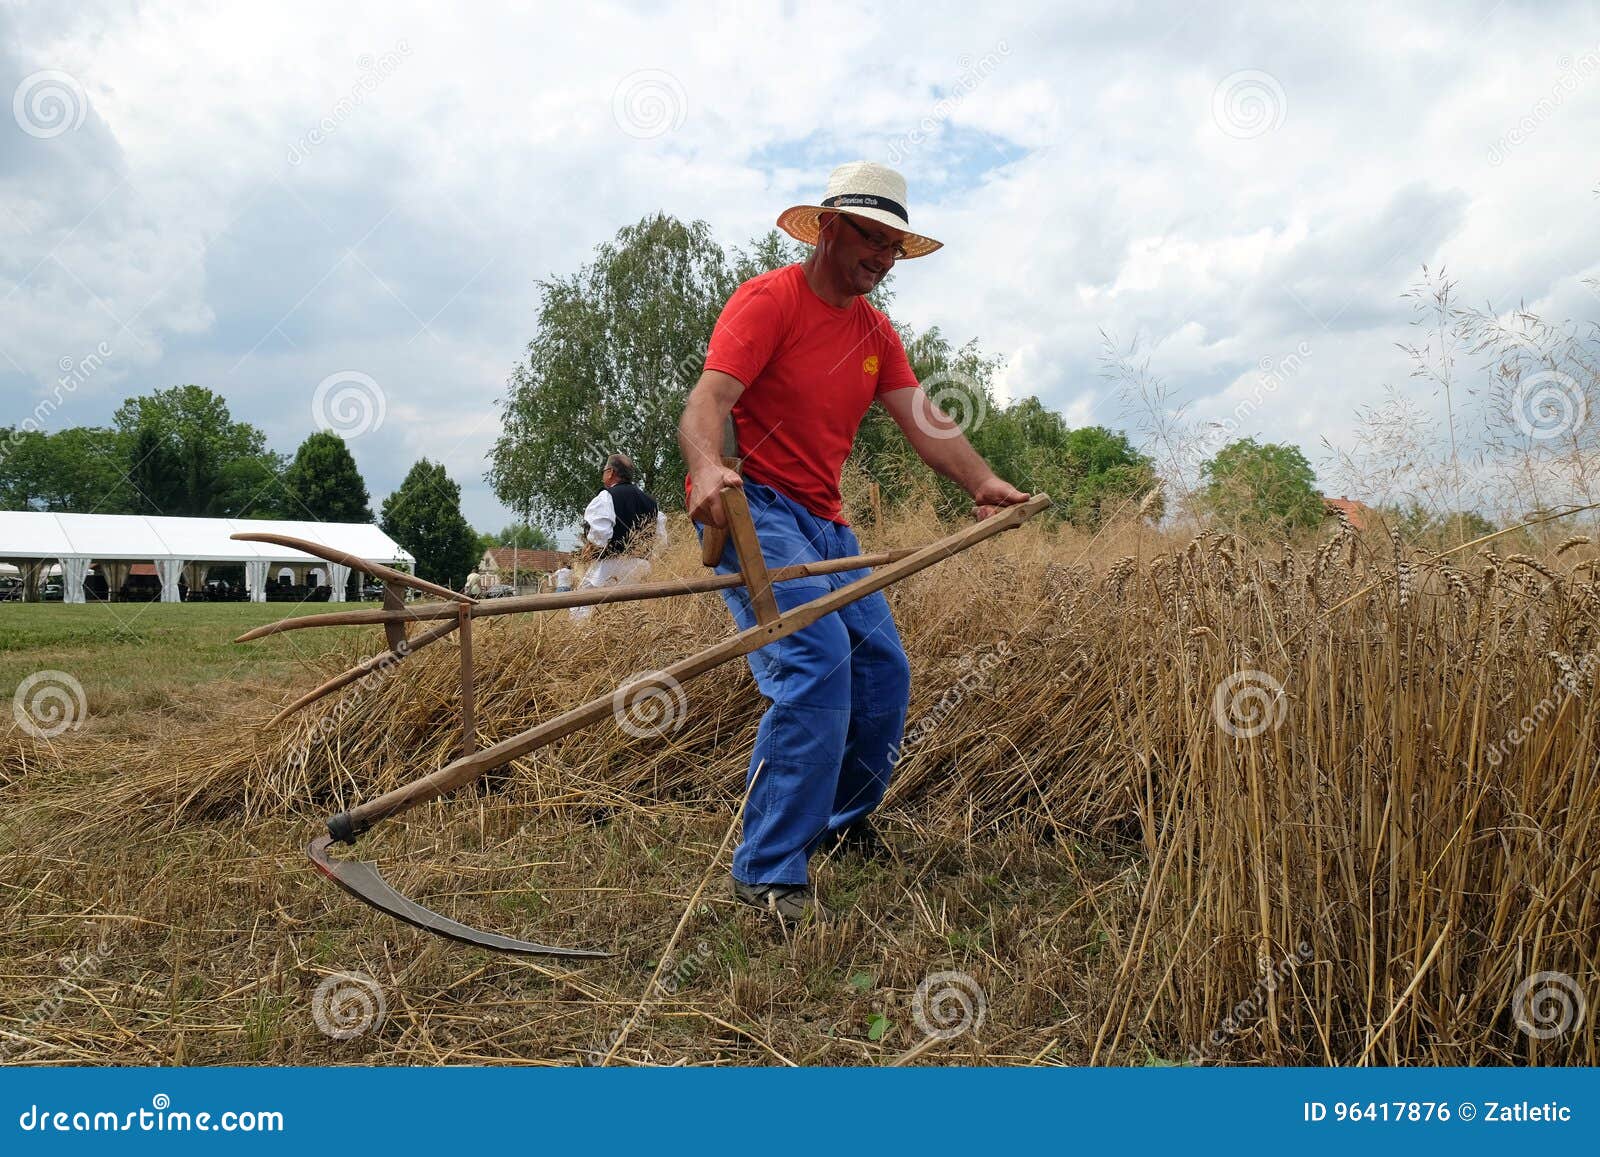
[3,0,1598,530]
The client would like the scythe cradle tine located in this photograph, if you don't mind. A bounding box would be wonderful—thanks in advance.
[245,496,1052,957]
[268,617,461,725]
[243,554,934,720]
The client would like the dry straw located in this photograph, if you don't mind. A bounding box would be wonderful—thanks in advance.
[6,501,1598,1065]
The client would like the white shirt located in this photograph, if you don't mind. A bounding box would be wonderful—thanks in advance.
[582,490,668,553]
[553,566,573,590]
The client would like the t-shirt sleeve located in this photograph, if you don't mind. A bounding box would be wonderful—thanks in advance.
[875,317,919,396]
[704,282,785,388]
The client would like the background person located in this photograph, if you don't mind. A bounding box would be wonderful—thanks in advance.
[570,452,668,622]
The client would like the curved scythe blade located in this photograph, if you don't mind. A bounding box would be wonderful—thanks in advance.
[307,835,611,959]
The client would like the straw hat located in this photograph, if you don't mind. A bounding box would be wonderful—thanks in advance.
[777,161,942,259]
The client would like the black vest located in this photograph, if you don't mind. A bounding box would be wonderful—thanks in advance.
[602,482,659,557]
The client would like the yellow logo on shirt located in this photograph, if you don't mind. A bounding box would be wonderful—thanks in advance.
[862,355,880,375]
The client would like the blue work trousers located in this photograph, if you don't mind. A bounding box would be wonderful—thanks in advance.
[698,483,911,885]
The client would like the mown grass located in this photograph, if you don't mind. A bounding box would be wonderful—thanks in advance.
[3,507,1596,1066]
[0,603,371,728]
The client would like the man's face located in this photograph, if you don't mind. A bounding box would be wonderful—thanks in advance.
[602,466,617,487]
[820,212,904,296]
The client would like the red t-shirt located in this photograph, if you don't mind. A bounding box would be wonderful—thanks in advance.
[698,264,918,524]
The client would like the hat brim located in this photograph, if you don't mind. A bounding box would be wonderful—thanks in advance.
[776,204,942,259]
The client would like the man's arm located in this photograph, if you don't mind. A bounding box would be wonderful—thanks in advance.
[878,386,1029,518]
[678,369,746,528]
[578,491,614,562]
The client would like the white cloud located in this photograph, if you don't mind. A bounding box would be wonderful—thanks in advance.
[3,0,1598,530]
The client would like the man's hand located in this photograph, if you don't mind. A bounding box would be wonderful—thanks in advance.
[687,463,744,528]
[970,475,1029,521]
[882,387,1028,518]
[679,370,747,528]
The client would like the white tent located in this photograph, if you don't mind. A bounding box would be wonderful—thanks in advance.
[0,512,415,604]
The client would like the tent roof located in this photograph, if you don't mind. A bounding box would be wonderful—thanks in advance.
[0,512,414,565]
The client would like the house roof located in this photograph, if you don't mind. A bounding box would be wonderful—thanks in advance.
[481,547,570,573]
[1322,496,1374,531]
[0,512,415,565]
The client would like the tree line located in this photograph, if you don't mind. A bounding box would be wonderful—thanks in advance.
[486,213,1361,539]
[487,215,1176,529]
[0,384,494,586]
[7,215,1405,587]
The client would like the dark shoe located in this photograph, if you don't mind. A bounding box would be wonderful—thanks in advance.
[825,819,888,861]
[732,877,814,921]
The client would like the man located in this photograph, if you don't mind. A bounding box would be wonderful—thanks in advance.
[678,161,1027,921]
[570,452,668,622]
[552,563,574,593]
[464,570,482,598]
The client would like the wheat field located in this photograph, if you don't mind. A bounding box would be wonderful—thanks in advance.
[2,503,1595,1065]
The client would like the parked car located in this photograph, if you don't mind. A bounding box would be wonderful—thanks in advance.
[41,581,63,601]
[0,576,21,602]
[359,581,385,601]
[484,584,516,599]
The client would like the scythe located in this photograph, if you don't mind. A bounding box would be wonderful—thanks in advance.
[234,491,1050,957]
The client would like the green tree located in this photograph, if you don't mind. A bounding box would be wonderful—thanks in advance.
[125,421,183,514]
[850,327,1009,518]
[1383,501,1496,549]
[474,523,557,560]
[1055,426,1161,529]
[113,386,283,516]
[488,522,556,550]
[281,431,374,523]
[381,459,478,587]
[1200,438,1324,536]
[488,213,735,525]
[0,427,54,509]
[41,427,136,512]
[0,426,137,512]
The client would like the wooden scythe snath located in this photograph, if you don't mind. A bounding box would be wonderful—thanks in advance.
[233,492,1051,958]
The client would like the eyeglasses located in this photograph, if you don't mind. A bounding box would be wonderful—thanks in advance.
[834,213,907,260]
